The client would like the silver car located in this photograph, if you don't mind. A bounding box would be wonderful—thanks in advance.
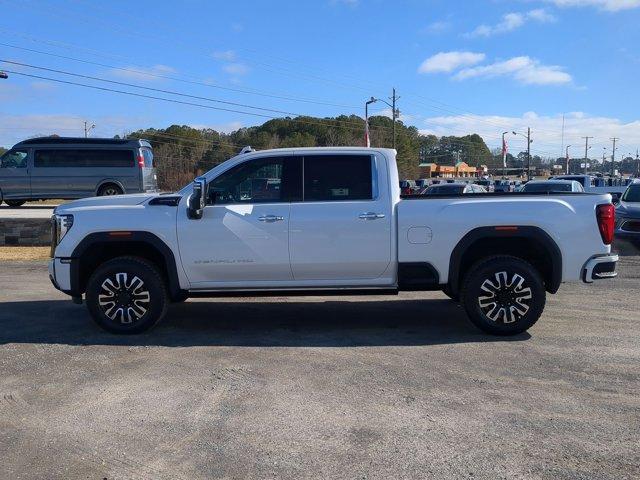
[0,137,158,207]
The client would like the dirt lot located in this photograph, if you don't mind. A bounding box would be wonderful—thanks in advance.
[0,258,638,479]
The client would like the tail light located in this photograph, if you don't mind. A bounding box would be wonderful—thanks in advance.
[596,204,615,245]
[137,150,145,168]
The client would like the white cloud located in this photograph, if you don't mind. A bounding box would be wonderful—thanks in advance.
[546,0,640,11]
[212,50,236,61]
[467,9,556,37]
[423,20,451,34]
[418,51,486,74]
[454,56,572,85]
[419,112,640,158]
[222,63,250,76]
[109,64,176,82]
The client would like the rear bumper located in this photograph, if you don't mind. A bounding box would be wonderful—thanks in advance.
[582,254,618,283]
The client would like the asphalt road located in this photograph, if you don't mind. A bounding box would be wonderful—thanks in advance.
[0,258,639,479]
[0,204,56,219]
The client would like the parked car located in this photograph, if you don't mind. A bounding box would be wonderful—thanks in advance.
[415,178,430,189]
[494,180,513,193]
[521,180,584,193]
[550,174,629,197]
[399,179,418,195]
[424,183,485,195]
[0,137,158,207]
[474,179,494,192]
[49,147,617,336]
[615,182,640,243]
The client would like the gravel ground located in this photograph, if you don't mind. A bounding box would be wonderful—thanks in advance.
[0,258,638,479]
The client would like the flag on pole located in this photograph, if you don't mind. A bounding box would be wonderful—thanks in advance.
[364,119,370,148]
[501,136,509,168]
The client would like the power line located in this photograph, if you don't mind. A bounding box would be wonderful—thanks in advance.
[0,41,361,110]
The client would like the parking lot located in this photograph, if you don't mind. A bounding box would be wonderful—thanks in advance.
[0,256,639,479]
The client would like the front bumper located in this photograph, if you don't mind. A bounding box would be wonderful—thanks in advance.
[582,254,619,283]
[48,258,73,293]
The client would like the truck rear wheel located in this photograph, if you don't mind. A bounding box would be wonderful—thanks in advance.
[460,255,545,336]
[5,200,26,207]
[85,256,168,334]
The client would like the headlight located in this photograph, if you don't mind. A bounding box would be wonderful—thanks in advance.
[51,214,74,252]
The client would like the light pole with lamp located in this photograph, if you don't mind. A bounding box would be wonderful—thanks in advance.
[512,128,532,180]
[364,97,377,147]
[501,131,509,178]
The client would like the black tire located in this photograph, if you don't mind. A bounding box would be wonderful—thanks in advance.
[85,256,168,334]
[442,285,459,302]
[97,184,123,196]
[460,255,546,336]
[5,200,26,207]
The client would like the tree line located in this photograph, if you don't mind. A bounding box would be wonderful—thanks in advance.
[125,115,495,190]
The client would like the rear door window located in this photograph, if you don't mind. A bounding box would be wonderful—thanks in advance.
[34,149,134,167]
[141,148,153,168]
[303,155,373,202]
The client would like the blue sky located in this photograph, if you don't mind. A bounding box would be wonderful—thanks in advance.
[1,0,640,159]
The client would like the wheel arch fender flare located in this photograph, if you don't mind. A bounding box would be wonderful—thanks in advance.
[68,231,183,300]
[448,226,562,294]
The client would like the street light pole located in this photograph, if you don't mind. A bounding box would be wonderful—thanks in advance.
[610,137,618,177]
[364,97,377,147]
[581,136,593,175]
[83,121,96,138]
[566,145,571,174]
[512,129,532,180]
[501,131,508,178]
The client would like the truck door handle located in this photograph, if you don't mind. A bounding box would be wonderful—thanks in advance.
[358,212,385,220]
[258,215,284,222]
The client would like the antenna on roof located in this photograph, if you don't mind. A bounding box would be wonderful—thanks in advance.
[239,146,255,154]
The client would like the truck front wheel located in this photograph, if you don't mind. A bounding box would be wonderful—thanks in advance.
[460,255,546,336]
[85,256,168,334]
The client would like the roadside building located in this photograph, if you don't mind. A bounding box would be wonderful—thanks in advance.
[455,161,477,178]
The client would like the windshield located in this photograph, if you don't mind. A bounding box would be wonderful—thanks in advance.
[523,183,572,193]
[621,185,640,203]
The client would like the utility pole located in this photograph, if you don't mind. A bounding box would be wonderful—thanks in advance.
[84,121,95,138]
[581,136,593,175]
[610,137,618,177]
[636,149,639,177]
[390,88,400,151]
[526,127,531,180]
[565,145,571,174]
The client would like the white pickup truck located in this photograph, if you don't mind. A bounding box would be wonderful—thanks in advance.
[49,147,618,336]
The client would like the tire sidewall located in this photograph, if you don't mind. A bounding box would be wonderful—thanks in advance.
[462,257,545,335]
[86,258,166,334]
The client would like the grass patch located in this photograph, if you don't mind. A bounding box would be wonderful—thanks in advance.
[0,246,50,261]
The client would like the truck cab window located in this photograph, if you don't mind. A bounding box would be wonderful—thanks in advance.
[303,155,373,201]
[0,150,28,168]
[208,156,288,205]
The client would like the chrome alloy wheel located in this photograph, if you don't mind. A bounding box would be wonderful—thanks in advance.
[478,271,532,324]
[98,273,151,324]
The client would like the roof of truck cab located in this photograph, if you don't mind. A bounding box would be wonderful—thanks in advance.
[238,146,396,156]
[14,137,151,147]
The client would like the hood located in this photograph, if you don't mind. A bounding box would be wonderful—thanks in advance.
[616,202,640,218]
[54,193,159,213]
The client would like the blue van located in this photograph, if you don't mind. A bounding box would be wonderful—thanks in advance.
[0,137,158,207]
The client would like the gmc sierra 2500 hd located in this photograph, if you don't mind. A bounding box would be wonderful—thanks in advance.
[49,147,618,335]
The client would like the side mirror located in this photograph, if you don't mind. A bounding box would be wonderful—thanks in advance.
[187,176,207,220]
